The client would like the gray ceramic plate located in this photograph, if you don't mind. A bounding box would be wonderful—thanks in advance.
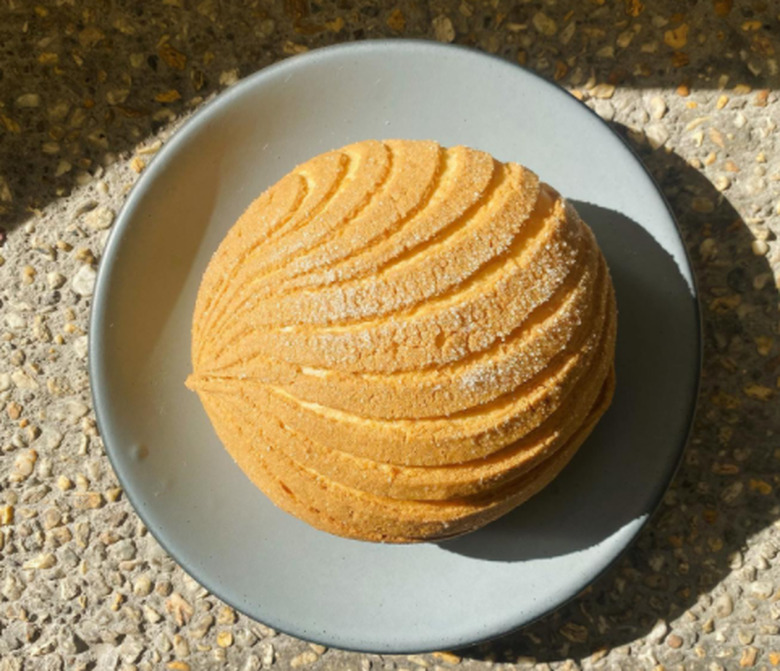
[90,41,700,653]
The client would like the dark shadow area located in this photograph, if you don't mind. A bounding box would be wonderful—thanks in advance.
[460,127,780,664]
[438,203,698,562]
[1,0,779,231]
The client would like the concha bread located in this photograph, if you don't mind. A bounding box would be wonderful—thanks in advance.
[187,139,617,543]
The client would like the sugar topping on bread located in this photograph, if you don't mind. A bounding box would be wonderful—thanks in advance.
[187,139,617,543]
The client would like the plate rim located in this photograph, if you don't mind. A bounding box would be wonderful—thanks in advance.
[89,38,702,654]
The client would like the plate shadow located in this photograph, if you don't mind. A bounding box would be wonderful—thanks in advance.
[438,201,698,563]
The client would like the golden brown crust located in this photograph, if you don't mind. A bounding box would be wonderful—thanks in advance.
[200,369,615,543]
[188,140,617,543]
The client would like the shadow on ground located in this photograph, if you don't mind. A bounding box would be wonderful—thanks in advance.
[1,0,778,230]
[459,127,780,665]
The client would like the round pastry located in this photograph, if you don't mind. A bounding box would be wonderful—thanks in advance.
[186,139,617,543]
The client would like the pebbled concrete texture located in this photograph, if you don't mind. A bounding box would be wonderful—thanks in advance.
[1,1,779,670]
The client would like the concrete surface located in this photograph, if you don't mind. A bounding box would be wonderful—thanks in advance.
[1,1,779,669]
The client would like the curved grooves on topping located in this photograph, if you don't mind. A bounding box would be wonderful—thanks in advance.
[199,370,615,542]
[205,176,557,372]
[207,199,586,376]
[205,150,504,349]
[197,254,609,420]
[231,162,520,331]
[195,150,356,355]
[193,152,361,364]
[189,140,618,542]
[239,144,394,278]
[192,292,615,467]
[244,143,448,298]
[209,354,611,501]
[192,172,311,360]
[273,147,497,300]
[205,142,396,344]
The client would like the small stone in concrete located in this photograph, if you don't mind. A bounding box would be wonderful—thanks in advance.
[16,93,41,108]
[46,272,66,289]
[188,613,214,639]
[242,655,261,671]
[750,581,774,599]
[71,265,97,296]
[646,123,670,149]
[73,336,89,359]
[715,593,734,617]
[752,239,769,256]
[51,400,89,424]
[648,619,669,644]
[593,100,615,121]
[667,634,684,648]
[532,12,557,36]
[84,207,115,231]
[290,651,319,668]
[649,96,668,119]
[133,574,153,597]
[216,631,233,648]
[739,647,758,667]
[432,15,455,42]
